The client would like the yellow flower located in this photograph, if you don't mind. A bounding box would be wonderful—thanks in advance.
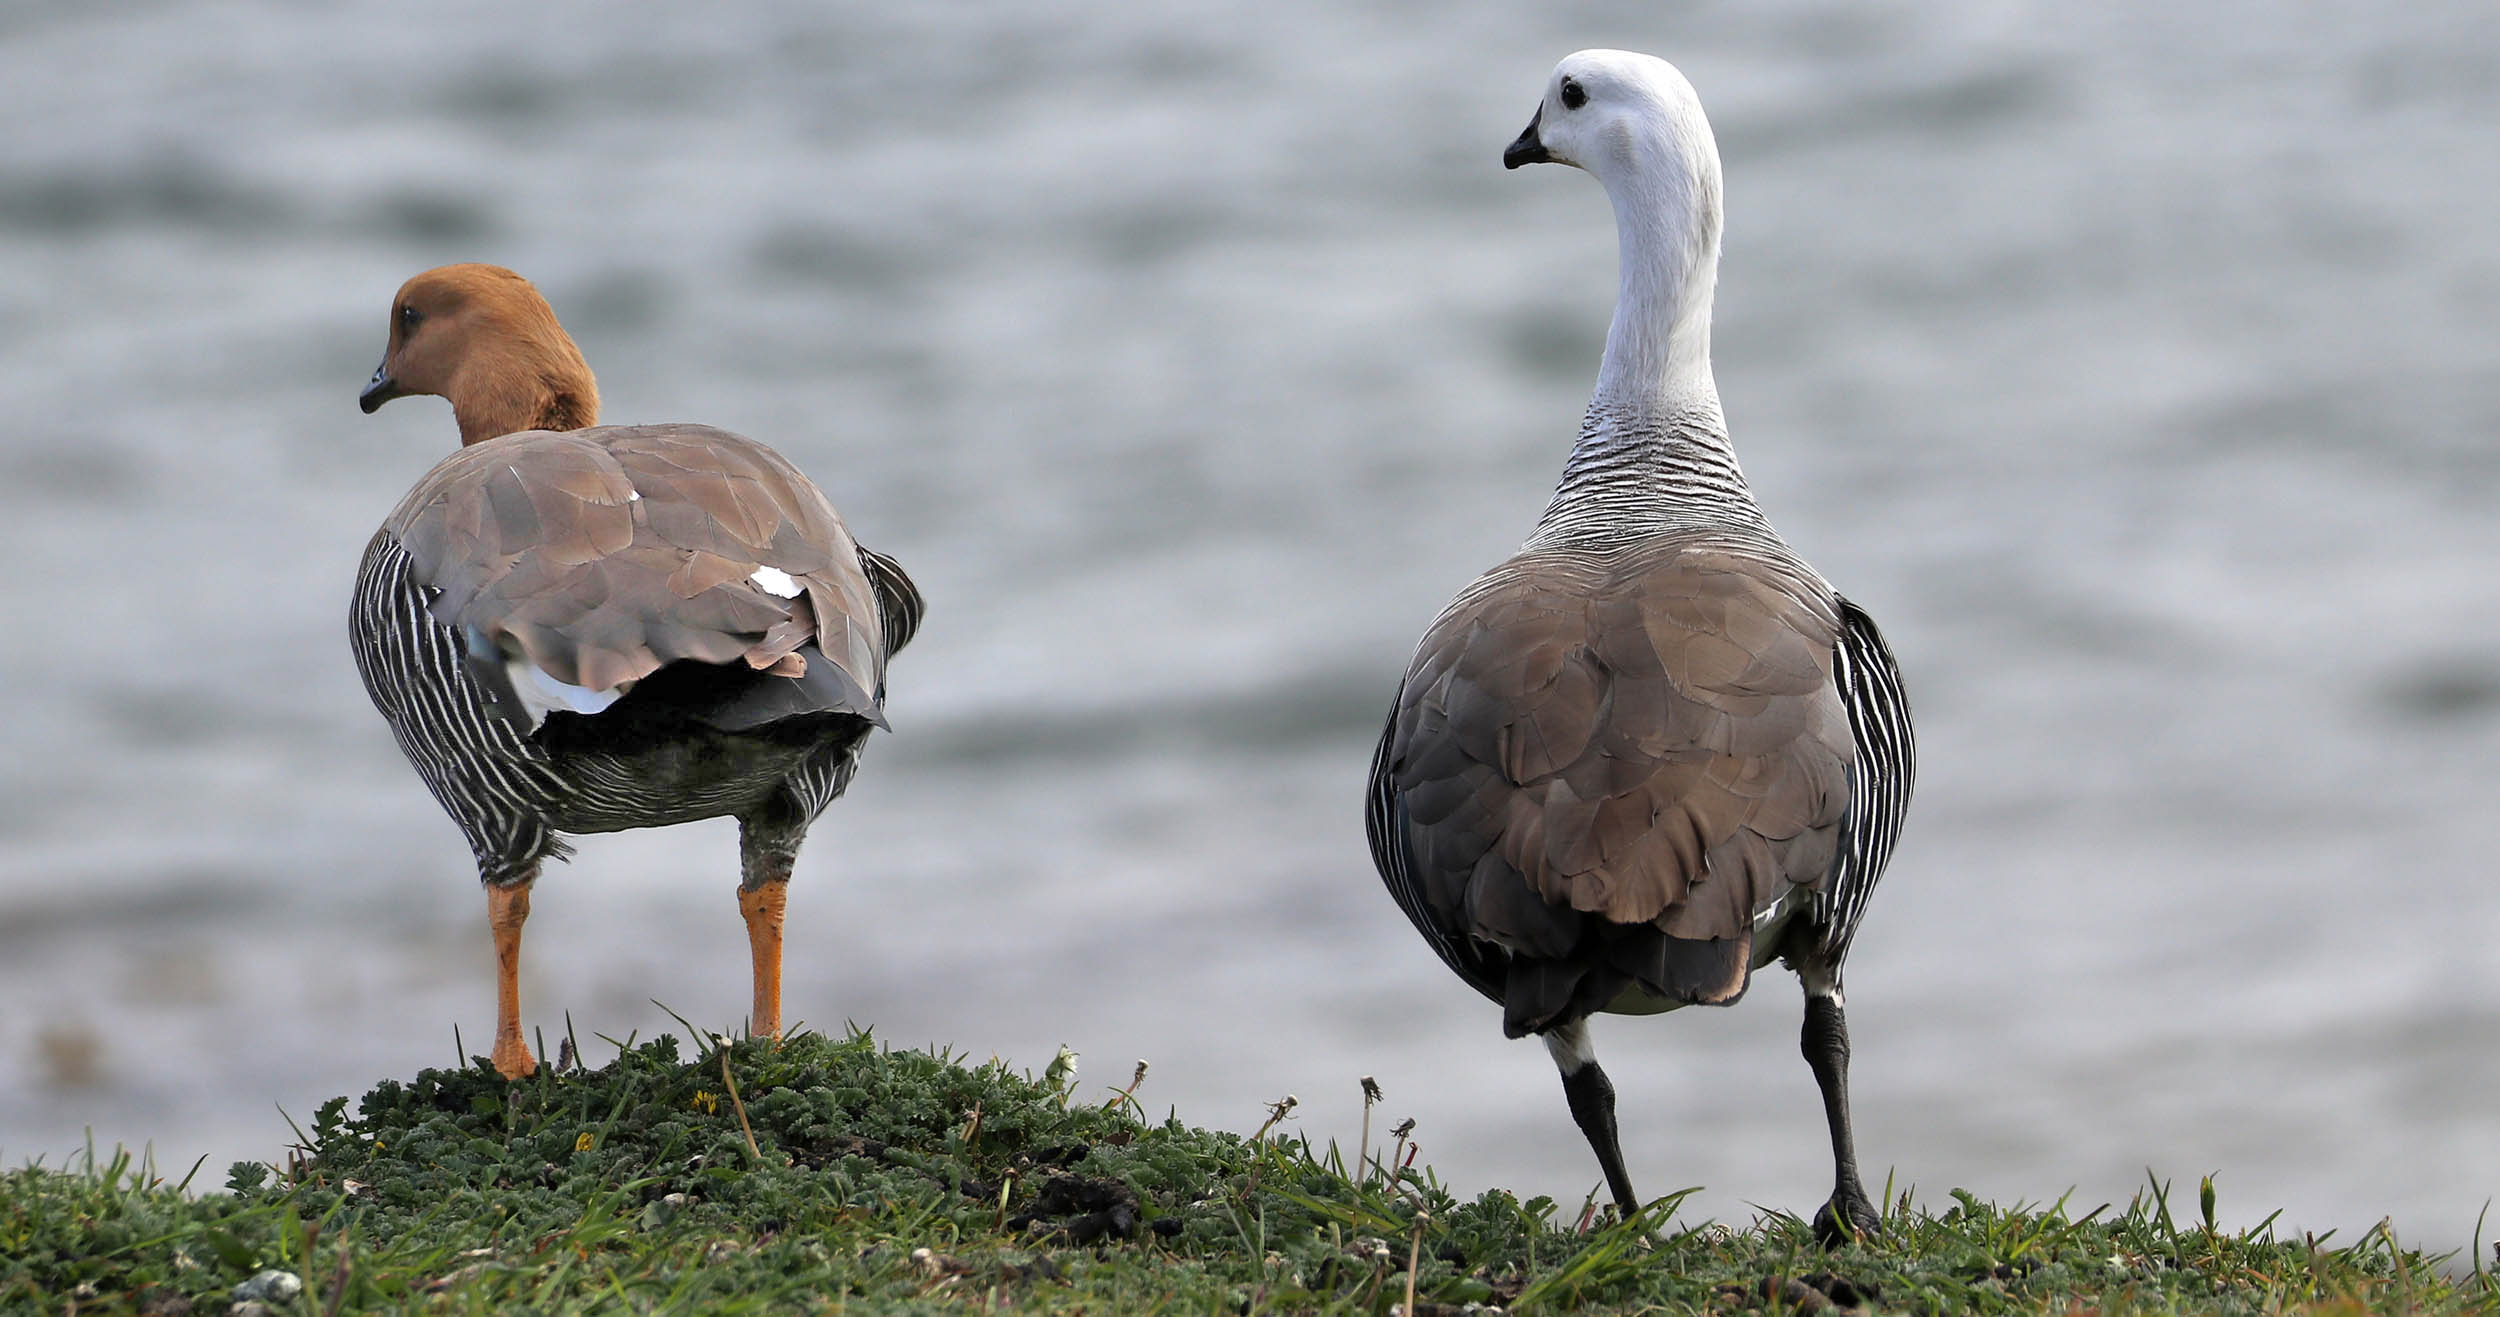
[574,1132,595,1153]
[691,1090,720,1114]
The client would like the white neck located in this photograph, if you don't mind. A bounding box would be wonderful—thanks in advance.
[1589,139,1720,426]
[1531,135,1760,546]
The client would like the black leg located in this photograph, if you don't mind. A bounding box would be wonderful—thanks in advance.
[1801,992,1879,1246]
[1546,1023,1640,1219]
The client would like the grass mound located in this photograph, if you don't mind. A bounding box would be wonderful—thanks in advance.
[4,1027,2491,1313]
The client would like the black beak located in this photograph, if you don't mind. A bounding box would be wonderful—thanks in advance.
[359,360,400,414]
[1503,106,1551,169]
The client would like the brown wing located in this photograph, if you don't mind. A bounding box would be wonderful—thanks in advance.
[383,423,889,712]
[1378,537,1851,1034]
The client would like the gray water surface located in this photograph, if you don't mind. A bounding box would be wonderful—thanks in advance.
[2,1,2495,1252]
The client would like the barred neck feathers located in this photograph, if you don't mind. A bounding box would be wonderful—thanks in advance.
[1506,51,1765,548]
[1533,405,1758,546]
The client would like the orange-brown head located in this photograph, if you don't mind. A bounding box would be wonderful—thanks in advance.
[360,263,600,446]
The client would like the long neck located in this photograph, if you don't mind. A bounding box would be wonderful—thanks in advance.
[451,338,600,446]
[1531,152,1760,547]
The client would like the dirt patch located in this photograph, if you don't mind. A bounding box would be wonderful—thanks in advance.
[1009,1174,1141,1244]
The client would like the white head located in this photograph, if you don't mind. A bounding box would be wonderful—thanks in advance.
[1505,51,1724,412]
[1504,50,1720,194]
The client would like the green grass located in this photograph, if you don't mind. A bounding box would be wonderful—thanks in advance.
[4,1027,2492,1313]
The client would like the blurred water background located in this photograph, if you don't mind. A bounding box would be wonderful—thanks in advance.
[1,0,2495,1253]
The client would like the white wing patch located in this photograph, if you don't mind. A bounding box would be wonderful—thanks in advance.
[750,566,802,598]
[472,627,625,728]
[508,657,625,725]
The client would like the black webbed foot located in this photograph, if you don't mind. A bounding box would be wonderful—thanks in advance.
[1810,1188,1880,1249]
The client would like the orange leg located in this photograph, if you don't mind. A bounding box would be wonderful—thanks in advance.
[739,880,789,1039]
[486,883,537,1080]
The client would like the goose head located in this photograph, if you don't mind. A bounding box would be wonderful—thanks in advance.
[1504,51,1725,409]
[361,263,600,446]
[1503,50,1721,195]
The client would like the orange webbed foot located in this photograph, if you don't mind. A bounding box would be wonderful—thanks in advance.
[492,1037,538,1080]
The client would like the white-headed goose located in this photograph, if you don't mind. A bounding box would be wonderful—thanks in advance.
[351,263,922,1080]
[1365,53,1914,1243]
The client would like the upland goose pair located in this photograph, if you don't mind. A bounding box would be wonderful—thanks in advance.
[346,51,1914,1242]
[1365,51,1915,1244]
[352,264,920,1080]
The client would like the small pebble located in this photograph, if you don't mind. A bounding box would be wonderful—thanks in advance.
[232,1270,303,1304]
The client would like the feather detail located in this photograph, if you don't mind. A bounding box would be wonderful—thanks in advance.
[385,423,896,722]
[1377,534,1849,1010]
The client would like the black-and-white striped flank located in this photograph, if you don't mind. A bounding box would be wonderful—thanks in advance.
[348,532,878,885]
[349,532,565,885]
[1816,597,1916,969]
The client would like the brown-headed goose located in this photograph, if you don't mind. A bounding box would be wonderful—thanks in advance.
[351,263,921,1080]
[1365,53,1914,1244]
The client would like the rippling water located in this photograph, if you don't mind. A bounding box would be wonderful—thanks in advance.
[2,1,2495,1252]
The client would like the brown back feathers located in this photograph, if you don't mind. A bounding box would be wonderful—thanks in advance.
[386,424,894,708]
[1380,536,1850,1029]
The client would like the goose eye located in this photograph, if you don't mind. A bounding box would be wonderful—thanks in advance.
[1559,76,1586,110]
[398,304,422,332]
